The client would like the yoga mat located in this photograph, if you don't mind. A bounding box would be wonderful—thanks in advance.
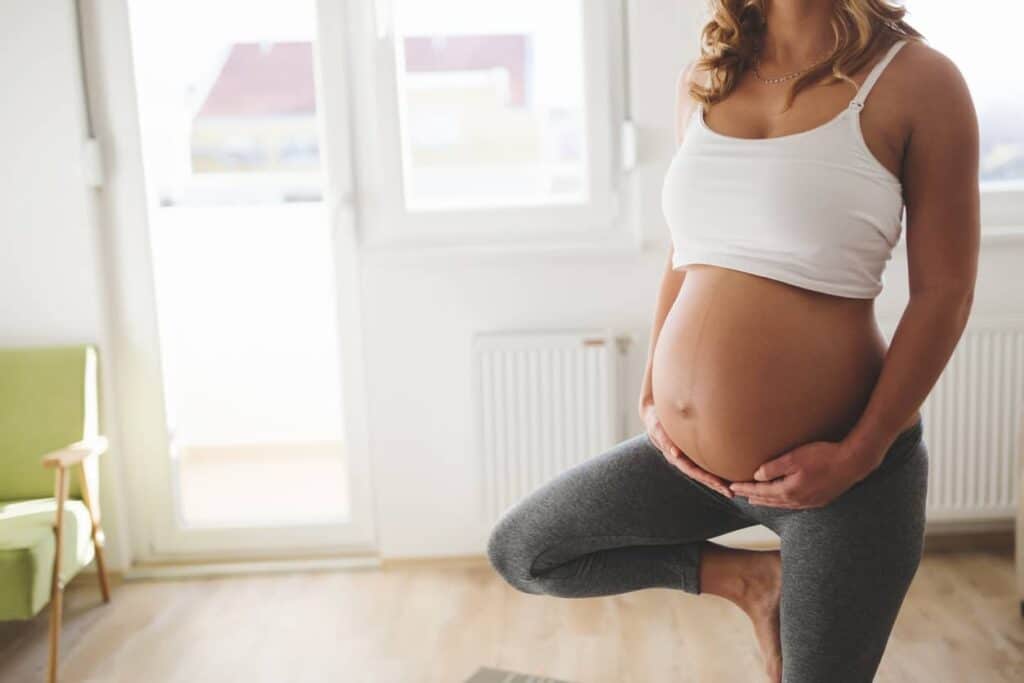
[465,667,573,683]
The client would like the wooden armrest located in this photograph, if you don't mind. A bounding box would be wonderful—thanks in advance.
[41,436,109,469]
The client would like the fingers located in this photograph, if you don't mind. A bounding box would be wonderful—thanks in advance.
[754,452,795,481]
[730,476,817,508]
[728,477,789,499]
[672,454,734,499]
[647,425,733,498]
[653,424,681,458]
[745,497,802,509]
[649,423,678,460]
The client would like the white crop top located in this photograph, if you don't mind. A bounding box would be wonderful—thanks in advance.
[661,39,908,299]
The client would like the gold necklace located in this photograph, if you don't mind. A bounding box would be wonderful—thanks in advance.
[752,49,832,84]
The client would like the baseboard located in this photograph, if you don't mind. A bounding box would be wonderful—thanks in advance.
[68,569,126,588]
[922,519,1015,553]
[122,554,381,581]
[925,517,1015,535]
[380,553,492,569]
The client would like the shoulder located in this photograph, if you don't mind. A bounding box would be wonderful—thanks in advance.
[673,59,707,145]
[890,39,979,214]
[892,39,970,97]
[889,38,976,133]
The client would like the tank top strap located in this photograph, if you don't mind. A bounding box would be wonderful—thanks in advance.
[849,38,908,110]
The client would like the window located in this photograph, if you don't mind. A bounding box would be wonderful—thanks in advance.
[905,1,1024,226]
[132,0,324,205]
[354,0,627,245]
[393,3,588,211]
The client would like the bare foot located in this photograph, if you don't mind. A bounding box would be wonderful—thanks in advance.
[699,543,783,681]
[736,550,783,683]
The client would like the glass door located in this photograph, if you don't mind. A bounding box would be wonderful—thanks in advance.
[125,0,374,557]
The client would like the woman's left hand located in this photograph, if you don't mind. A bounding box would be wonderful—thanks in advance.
[727,439,880,509]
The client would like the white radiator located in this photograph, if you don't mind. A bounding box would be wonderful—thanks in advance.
[914,322,1024,521]
[473,329,624,523]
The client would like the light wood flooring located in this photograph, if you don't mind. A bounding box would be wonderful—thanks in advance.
[1,549,1021,682]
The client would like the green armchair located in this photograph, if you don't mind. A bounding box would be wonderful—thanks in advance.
[0,344,112,683]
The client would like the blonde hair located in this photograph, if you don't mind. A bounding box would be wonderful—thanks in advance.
[689,0,925,110]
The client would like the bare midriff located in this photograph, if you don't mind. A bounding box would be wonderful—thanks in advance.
[651,264,921,483]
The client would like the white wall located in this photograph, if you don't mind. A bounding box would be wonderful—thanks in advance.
[0,1,97,334]
[0,0,130,569]
[4,1,1023,569]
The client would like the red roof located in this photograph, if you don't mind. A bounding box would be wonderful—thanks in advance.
[197,42,316,118]
[403,34,528,107]
[197,35,529,118]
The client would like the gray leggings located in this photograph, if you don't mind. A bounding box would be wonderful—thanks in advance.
[486,417,927,682]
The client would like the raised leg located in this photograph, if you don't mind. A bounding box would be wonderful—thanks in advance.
[486,432,757,598]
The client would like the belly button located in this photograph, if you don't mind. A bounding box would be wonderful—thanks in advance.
[676,400,694,417]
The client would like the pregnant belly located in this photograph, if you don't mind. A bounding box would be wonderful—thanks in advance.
[651,265,897,482]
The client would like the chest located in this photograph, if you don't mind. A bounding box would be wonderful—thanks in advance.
[701,76,907,181]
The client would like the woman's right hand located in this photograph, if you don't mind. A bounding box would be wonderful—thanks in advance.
[640,400,734,498]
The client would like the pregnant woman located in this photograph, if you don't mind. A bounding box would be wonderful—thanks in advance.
[486,1,980,681]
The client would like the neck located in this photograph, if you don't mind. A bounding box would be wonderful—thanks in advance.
[760,0,834,67]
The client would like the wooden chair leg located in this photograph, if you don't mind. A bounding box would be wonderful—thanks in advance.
[76,461,111,602]
[91,532,111,603]
[49,466,69,683]
[48,580,64,683]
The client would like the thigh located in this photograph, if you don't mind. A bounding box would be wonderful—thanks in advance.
[775,437,929,682]
[488,431,755,574]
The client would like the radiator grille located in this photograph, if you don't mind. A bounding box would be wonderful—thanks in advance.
[919,324,1024,519]
[474,330,621,523]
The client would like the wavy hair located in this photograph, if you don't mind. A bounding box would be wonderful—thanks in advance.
[689,0,925,110]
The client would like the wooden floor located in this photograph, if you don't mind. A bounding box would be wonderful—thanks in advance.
[1,549,1021,683]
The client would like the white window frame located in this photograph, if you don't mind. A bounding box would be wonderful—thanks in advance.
[345,0,631,248]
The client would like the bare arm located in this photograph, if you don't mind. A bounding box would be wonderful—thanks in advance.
[843,46,980,466]
[637,249,686,415]
[637,60,698,417]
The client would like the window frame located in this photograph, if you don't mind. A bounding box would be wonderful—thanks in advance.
[346,0,631,248]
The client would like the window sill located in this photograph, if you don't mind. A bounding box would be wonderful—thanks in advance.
[979,225,1024,245]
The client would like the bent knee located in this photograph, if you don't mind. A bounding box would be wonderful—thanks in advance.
[485,514,544,595]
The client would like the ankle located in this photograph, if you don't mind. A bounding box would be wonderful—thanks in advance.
[699,542,751,604]
[699,543,778,607]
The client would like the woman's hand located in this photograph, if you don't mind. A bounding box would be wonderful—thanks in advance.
[640,400,734,498]
[727,439,878,509]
